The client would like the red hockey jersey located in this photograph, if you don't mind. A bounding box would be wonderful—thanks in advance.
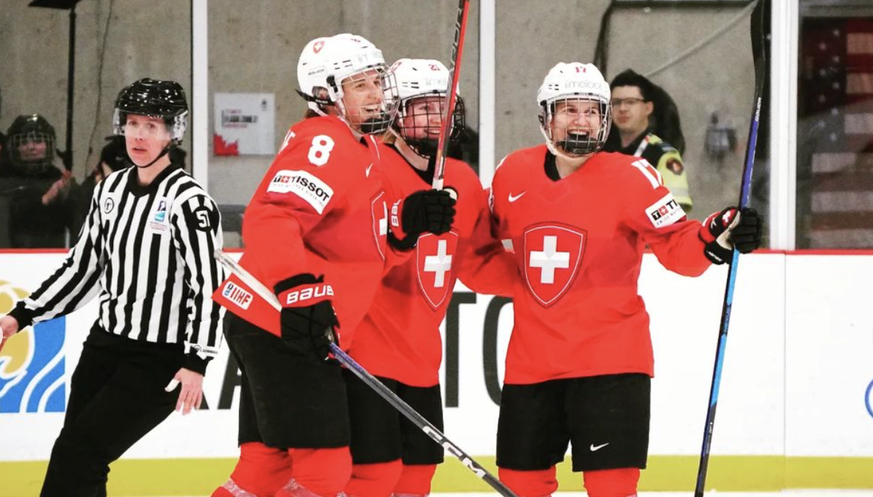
[490,145,712,385]
[213,116,388,350]
[349,144,515,387]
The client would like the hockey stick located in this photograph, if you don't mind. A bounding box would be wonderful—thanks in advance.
[432,0,471,190]
[214,251,519,497]
[694,1,768,495]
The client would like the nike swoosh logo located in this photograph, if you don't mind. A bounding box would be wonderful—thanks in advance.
[590,442,610,452]
[508,191,526,203]
[365,163,374,177]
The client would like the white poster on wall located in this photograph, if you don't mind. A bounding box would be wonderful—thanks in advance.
[213,93,275,156]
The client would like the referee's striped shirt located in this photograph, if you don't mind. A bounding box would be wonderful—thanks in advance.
[10,163,225,373]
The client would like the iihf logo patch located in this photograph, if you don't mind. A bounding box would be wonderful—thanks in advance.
[149,198,169,232]
[222,281,252,310]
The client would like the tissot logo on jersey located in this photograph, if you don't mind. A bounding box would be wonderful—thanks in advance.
[646,193,685,228]
[267,169,334,214]
[222,281,253,310]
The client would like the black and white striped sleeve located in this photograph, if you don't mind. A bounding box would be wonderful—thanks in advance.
[171,193,225,374]
[9,182,106,328]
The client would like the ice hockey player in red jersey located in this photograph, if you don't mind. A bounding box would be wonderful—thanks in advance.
[343,58,516,497]
[489,62,763,497]
[210,35,455,497]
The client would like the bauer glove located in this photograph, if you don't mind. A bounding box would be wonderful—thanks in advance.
[274,273,339,361]
[388,189,456,250]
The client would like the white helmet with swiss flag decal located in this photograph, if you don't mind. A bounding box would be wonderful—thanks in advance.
[296,33,398,134]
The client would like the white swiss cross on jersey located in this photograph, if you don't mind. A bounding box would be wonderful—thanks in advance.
[416,231,459,309]
[371,191,388,260]
[523,224,586,307]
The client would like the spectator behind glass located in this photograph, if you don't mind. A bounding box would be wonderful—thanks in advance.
[0,114,80,248]
[603,69,693,212]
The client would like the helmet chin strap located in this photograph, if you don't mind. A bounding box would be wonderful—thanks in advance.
[134,144,172,169]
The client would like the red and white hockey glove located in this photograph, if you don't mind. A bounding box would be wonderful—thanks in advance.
[274,273,339,361]
[700,207,764,264]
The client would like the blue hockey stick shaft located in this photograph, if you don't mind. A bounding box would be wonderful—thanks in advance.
[694,98,760,497]
[694,1,767,495]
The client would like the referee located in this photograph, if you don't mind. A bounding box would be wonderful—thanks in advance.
[0,78,225,497]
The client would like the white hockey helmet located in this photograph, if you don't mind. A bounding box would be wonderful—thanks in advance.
[297,33,398,134]
[392,58,455,101]
[537,62,612,157]
[389,58,465,158]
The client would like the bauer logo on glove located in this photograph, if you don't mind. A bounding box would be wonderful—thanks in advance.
[279,282,335,306]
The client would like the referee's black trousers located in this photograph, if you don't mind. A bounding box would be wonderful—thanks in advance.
[40,325,186,497]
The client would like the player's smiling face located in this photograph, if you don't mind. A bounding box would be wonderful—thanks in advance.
[402,96,445,141]
[550,98,602,143]
[123,114,171,167]
[341,69,386,127]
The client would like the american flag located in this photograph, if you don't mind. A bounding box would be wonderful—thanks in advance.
[799,18,873,248]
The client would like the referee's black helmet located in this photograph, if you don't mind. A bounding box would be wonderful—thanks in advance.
[113,78,188,144]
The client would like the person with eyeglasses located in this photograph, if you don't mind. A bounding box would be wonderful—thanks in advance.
[604,69,693,212]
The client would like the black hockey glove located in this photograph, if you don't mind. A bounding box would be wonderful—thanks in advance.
[388,189,456,251]
[274,273,339,361]
[699,207,764,264]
